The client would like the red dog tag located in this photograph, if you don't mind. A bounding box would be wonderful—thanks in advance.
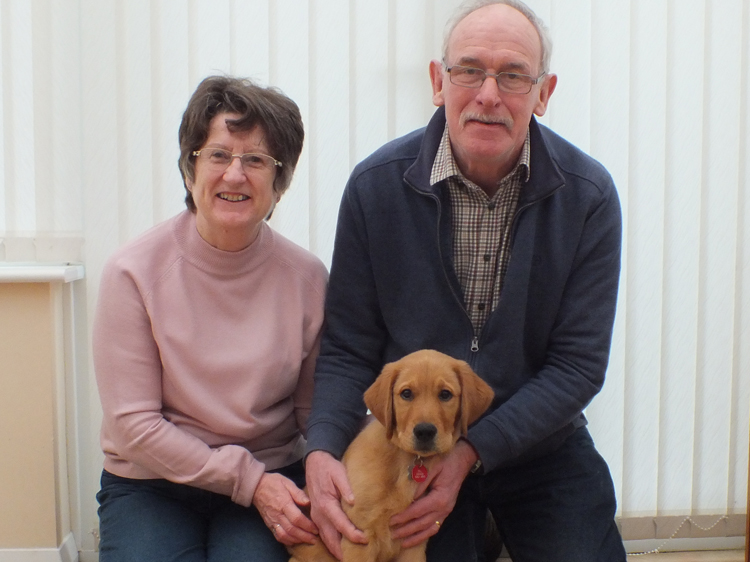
[411,464,428,482]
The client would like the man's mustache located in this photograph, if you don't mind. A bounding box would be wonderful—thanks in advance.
[460,112,513,129]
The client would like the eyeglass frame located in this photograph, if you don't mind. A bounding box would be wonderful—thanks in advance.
[442,62,546,95]
[192,148,284,173]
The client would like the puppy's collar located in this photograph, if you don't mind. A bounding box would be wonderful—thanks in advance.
[409,456,428,482]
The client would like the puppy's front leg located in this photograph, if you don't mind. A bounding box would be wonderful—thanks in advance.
[395,544,427,562]
[340,536,379,562]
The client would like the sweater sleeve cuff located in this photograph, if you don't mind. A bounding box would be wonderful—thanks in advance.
[304,420,351,460]
[232,459,266,507]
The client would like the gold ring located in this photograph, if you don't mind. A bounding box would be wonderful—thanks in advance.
[435,520,441,527]
[273,524,281,534]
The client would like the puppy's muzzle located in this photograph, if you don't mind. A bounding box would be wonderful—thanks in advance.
[413,422,438,451]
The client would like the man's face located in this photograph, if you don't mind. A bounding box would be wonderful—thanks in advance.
[430,4,557,182]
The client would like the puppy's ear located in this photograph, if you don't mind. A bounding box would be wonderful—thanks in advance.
[364,362,400,439]
[455,361,494,435]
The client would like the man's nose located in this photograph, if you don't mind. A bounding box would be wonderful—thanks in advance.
[475,75,503,105]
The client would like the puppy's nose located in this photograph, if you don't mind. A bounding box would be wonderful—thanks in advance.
[413,423,438,443]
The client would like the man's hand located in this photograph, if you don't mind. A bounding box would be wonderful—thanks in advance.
[389,440,478,548]
[252,472,319,546]
[305,450,368,559]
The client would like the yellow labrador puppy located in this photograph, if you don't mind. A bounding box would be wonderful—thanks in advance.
[289,349,494,562]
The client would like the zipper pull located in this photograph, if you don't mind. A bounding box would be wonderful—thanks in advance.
[471,336,479,352]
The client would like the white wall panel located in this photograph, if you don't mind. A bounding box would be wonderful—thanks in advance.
[731,0,750,514]
[80,0,120,284]
[50,0,83,234]
[118,0,155,242]
[6,0,35,233]
[352,0,390,165]
[307,0,350,266]
[658,0,704,516]
[392,0,435,139]
[189,0,232,83]
[152,0,191,224]
[732,27,750,509]
[585,0,630,510]
[267,0,311,250]
[79,0,120,552]
[622,0,669,516]
[230,1,270,82]
[693,0,743,515]
[547,0,591,152]
[0,1,749,555]
[0,1,5,236]
[32,0,53,233]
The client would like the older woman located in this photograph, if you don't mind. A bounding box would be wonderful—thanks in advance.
[93,76,326,561]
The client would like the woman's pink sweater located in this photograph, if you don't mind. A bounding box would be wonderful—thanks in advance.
[93,211,327,507]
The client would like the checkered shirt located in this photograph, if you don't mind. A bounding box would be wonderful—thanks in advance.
[430,124,531,333]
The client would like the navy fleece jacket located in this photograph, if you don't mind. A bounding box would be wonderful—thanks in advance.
[306,107,622,473]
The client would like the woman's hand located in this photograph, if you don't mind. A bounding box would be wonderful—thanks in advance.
[252,472,319,546]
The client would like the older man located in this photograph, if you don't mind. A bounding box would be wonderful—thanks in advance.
[304,1,626,560]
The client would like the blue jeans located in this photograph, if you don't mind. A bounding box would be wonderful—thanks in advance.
[96,461,305,562]
[426,427,626,562]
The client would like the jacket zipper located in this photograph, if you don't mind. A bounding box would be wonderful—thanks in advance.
[406,180,563,357]
[468,186,564,355]
[406,180,481,356]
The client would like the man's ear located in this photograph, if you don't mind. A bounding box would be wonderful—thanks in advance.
[429,59,446,107]
[533,73,557,117]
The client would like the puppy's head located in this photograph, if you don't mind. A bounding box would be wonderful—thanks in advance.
[364,350,494,456]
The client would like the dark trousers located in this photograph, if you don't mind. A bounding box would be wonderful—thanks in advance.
[426,427,627,562]
[96,460,305,562]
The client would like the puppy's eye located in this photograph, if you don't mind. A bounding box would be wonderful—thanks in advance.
[400,389,413,401]
[438,389,453,402]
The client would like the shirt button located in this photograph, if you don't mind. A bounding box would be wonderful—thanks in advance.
[487,202,496,210]
[477,303,486,311]
[483,253,491,262]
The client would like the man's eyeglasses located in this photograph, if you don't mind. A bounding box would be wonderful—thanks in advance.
[192,148,283,174]
[444,64,546,95]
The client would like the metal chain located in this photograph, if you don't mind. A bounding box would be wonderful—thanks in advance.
[628,515,729,556]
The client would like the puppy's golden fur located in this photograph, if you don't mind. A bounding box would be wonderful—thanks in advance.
[289,349,494,562]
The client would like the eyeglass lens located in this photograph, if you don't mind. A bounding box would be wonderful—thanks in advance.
[200,149,277,172]
[450,66,534,94]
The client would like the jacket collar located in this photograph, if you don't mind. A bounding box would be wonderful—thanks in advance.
[404,106,565,204]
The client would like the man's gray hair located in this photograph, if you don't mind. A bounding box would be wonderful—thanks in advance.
[442,0,553,74]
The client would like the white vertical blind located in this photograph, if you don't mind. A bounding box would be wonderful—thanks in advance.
[626,0,669,517]
[0,0,748,554]
[658,0,703,516]
[308,0,350,265]
[270,0,312,250]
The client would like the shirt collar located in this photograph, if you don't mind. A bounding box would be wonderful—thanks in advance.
[430,123,531,187]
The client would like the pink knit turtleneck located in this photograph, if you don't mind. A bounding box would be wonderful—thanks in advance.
[93,210,327,506]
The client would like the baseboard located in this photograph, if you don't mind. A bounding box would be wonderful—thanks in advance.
[495,537,746,559]
[624,536,746,554]
[0,532,78,562]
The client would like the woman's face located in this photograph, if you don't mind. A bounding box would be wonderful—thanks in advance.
[188,112,279,251]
